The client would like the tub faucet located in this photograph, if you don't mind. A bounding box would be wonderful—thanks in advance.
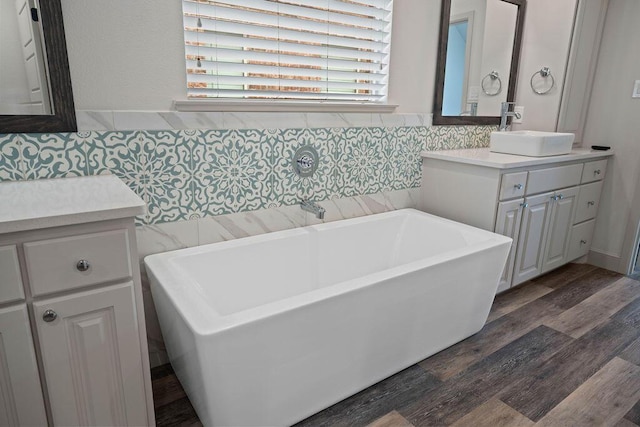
[300,199,325,220]
[499,102,522,131]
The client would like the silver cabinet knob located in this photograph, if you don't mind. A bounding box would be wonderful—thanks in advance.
[42,309,57,322]
[580,239,587,245]
[76,259,90,272]
[594,169,601,175]
[557,194,564,200]
[551,195,558,201]
[514,184,523,190]
[587,201,595,206]
[520,202,528,208]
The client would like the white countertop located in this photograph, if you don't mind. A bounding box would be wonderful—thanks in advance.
[421,147,613,169]
[0,175,146,234]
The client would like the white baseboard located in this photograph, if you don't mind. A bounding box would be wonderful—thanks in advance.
[588,249,623,273]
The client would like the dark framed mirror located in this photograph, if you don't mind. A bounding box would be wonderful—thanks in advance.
[433,0,526,125]
[0,0,76,133]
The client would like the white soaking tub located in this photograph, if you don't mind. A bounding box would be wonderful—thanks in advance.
[146,209,511,426]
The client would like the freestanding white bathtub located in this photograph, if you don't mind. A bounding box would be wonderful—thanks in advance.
[146,209,511,426]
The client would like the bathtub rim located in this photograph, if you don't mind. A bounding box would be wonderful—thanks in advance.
[145,208,512,337]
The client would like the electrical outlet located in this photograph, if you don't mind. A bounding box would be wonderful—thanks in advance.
[633,80,640,98]
[513,106,524,124]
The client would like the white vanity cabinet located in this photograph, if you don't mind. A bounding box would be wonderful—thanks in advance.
[0,304,48,426]
[0,175,154,426]
[421,149,613,293]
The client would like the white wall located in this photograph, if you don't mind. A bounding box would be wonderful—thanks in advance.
[584,0,640,272]
[512,0,578,131]
[0,0,31,113]
[387,0,442,113]
[477,0,517,116]
[60,0,186,111]
[61,0,442,113]
[60,0,577,126]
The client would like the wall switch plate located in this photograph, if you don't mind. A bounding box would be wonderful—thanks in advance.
[513,106,524,124]
[633,80,640,98]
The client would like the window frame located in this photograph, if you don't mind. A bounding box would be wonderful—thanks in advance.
[177,0,396,112]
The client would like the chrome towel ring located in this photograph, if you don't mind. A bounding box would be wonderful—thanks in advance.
[530,67,555,95]
[481,70,502,96]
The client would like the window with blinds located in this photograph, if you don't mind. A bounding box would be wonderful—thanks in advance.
[182,0,393,103]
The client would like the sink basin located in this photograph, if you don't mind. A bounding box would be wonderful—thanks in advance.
[490,131,575,157]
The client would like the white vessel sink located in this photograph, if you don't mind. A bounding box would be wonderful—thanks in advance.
[490,131,575,157]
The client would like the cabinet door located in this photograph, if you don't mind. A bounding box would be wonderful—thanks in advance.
[33,282,148,427]
[542,186,580,273]
[0,305,48,426]
[494,198,525,293]
[513,192,554,286]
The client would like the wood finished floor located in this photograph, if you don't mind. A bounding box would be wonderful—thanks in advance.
[152,263,640,427]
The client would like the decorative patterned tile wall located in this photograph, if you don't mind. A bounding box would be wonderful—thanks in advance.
[0,125,493,225]
[1,122,494,368]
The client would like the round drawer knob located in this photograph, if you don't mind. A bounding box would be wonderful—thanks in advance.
[594,169,601,175]
[514,184,524,190]
[42,309,57,323]
[76,259,91,272]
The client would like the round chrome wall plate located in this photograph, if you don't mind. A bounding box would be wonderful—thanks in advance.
[292,145,319,178]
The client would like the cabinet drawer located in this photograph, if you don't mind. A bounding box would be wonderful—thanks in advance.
[0,245,25,304]
[527,164,583,195]
[24,230,132,296]
[499,172,528,200]
[581,159,607,183]
[568,220,596,261]
[575,181,603,224]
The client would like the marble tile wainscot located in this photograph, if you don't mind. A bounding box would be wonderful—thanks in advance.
[138,188,420,366]
[0,124,493,366]
[76,111,435,132]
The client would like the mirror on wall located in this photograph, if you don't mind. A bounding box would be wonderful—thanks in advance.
[433,0,526,125]
[1,0,52,115]
[0,0,76,133]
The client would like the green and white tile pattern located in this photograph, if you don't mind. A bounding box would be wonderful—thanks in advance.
[0,126,493,224]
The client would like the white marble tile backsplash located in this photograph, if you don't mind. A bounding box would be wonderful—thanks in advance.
[76,110,433,131]
[137,187,421,367]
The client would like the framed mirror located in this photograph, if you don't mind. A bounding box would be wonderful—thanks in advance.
[433,0,526,125]
[0,0,76,133]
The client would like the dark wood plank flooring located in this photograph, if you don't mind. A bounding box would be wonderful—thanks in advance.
[152,263,640,426]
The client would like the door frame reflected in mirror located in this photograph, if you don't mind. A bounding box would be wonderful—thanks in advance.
[433,0,526,126]
[0,0,76,133]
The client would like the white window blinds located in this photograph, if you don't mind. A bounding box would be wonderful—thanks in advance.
[182,0,393,103]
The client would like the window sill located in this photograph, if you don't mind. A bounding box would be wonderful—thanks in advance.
[173,99,398,113]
